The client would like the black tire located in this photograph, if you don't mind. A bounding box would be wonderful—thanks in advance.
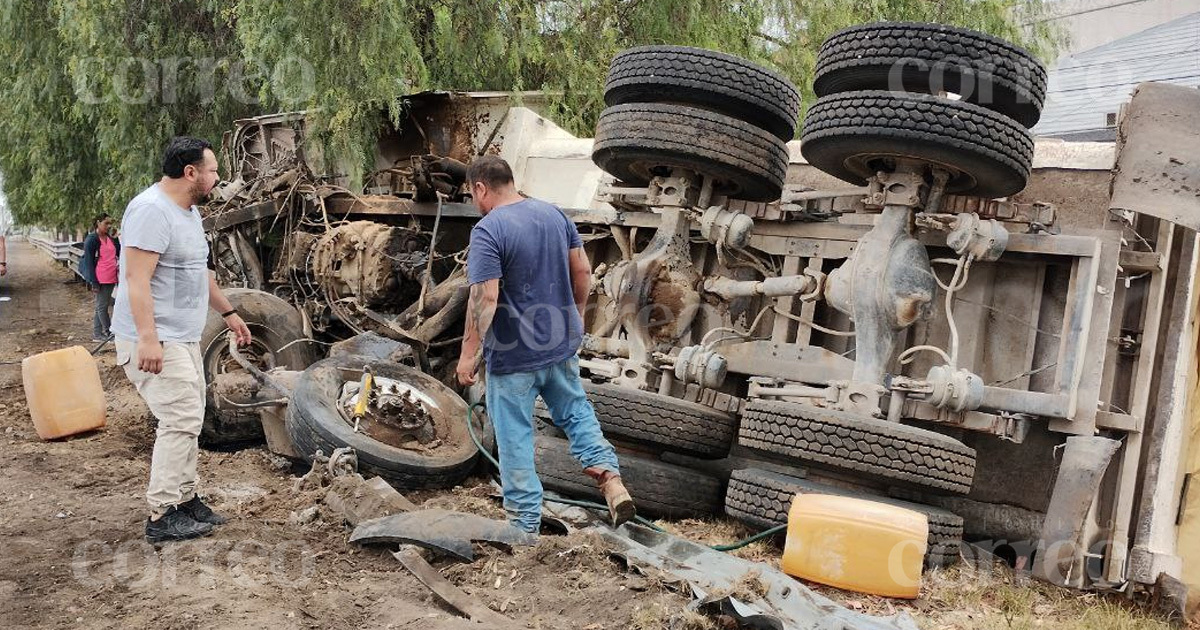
[800,91,1034,199]
[814,22,1047,128]
[199,289,321,446]
[535,435,723,519]
[724,468,963,567]
[605,46,801,140]
[593,103,789,202]
[738,399,976,494]
[286,357,479,489]
[533,382,737,458]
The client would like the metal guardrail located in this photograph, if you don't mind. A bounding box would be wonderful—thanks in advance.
[29,236,85,278]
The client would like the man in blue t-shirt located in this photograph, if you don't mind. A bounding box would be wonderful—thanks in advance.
[457,155,634,533]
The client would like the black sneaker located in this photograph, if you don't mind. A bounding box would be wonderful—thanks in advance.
[179,496,228,525]
[145,506,214,543]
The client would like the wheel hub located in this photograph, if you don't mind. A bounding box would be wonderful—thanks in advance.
[339,377,440,449]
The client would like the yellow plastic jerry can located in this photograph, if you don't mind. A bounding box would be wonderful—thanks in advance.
[22,346,107,440]
[782,493,928,599]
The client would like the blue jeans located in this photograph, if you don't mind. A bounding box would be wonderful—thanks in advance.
[486,354,620,533]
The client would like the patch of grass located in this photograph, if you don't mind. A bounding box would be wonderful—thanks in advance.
[908,560,1174,630]
[676,609,718,630]
[629,603,668,630]
[713,569,769,602]
[654,517,777,563]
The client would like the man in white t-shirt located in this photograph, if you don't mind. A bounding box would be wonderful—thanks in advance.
[111,137,253,543]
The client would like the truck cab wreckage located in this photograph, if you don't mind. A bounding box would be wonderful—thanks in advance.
[199,23,1200,605]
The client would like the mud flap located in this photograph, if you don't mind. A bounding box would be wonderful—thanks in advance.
[1032,436,1121,587]
[1110,82,1200,229]
[350,509,536,561]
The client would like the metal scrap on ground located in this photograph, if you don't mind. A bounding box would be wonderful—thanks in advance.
[350,508,537,561]
[598,523,921,630]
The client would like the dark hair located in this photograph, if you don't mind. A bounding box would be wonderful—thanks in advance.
[93,213,110,229]
[466,155,514,190]
[162,136,213,178]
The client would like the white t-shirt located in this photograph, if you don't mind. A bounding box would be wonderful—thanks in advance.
[111,183,210,343]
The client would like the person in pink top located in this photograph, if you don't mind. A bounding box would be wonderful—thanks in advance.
[80,213,121,341]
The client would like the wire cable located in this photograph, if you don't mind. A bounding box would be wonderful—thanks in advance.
[772,308,856,337]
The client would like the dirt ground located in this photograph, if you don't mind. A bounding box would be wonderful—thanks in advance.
[0,238,1187,630]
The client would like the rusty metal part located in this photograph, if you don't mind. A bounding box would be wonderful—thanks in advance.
[212,229,265,289]
[341,375,439,448]
[391,267,471,344]
[328,447,359,477]
[227,334,290,398]
[935,198,1056,227]
[1033,436,1121,588]
[350,303,432,373]
[1110,82,1200,230]
[609,202,702,387]
[350,509,536,561]
[293,447,360,492]
[311,221,427,307]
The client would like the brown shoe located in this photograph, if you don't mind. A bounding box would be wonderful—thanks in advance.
[585,467,636,526]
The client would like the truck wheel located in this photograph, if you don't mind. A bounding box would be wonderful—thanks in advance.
[738,399,976,495]
[199,289,320,446]
[534,382,737,458]
[593,103,789,202]
[725,468,964,568]
[286,357,479,489]
[801,91,1034,199]
[605,45,801,141]
[535,435,723,519]
[814,22,1047,128]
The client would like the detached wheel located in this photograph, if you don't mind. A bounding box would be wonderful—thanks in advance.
[814,22,1047,128]
[593,103,789,202]
[801,91,1034,198]
[534,382,737,458]
[738,399,976,494]
[725,468,964,568]
[605,46,801,140]
[535,435,723,519]
[200,289,319,446]
[286,357,479,489]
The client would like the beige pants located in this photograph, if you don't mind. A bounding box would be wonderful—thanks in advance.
[116,339,206,516]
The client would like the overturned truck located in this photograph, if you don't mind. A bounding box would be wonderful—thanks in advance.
[201,23,1200,601]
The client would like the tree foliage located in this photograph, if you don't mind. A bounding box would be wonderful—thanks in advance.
[0,0,1062,228]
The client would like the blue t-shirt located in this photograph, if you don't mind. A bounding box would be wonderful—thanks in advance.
[467,198,584,375]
